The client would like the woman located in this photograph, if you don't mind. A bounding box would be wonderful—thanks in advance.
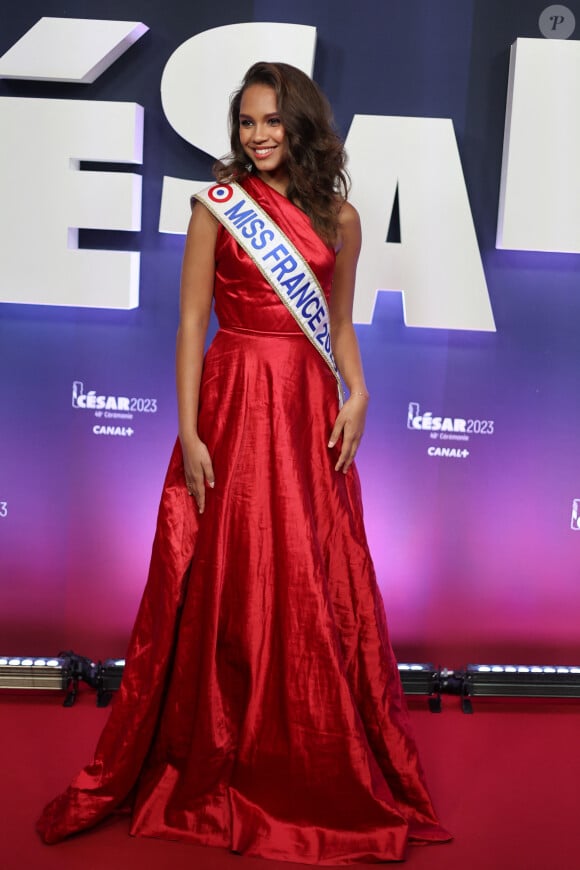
[38,62,450,863]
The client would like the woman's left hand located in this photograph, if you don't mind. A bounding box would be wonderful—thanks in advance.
[328,393,369,473]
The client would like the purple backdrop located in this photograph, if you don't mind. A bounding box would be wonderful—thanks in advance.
[2,0,580,667]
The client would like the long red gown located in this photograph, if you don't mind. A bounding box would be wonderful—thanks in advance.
[37,175,451,863]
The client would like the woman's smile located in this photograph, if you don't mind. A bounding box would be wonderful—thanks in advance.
[239,83,289,184]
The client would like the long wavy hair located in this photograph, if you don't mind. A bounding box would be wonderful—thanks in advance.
[214,62,349,244]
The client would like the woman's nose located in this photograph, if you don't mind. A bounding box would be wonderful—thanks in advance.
[252,124,268,141]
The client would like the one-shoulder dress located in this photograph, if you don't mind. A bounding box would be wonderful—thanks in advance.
[37,174,451,863]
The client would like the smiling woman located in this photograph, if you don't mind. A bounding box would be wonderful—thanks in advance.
[37,60,451,864]
[238,84,289,185]
[215,61,349,246]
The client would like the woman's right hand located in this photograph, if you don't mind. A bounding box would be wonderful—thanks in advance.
[181,435,215,514]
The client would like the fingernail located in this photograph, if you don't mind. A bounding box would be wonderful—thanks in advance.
[209,481,215,488]
[328,441,334,448]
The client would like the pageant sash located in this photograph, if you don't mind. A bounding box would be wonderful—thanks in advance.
[194,182,344,405]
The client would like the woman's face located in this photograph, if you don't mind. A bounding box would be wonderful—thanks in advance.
[238,84,288,178]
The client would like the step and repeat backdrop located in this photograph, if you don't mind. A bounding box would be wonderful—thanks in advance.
[1,0,580,665]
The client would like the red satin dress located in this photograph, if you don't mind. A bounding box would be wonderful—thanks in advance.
[37,175,450,863]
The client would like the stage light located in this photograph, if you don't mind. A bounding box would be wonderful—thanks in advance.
[94,658,125,707]
[463,663,580,710]
[397,663,445,712]
[5,652,580,713]
[0,652,99,706]
[0,656,69,690]
[397,662,435,688]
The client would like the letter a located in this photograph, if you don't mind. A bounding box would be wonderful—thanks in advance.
[345,115,495,331]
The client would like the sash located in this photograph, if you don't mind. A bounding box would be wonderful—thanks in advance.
[194,181,344,405]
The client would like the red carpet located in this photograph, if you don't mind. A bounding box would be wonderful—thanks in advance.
[3,689,580,869]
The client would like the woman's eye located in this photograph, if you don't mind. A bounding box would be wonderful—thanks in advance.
[240,119,253,127]
[268,118,281,126]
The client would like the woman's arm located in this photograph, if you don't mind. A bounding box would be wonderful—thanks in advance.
[176,202,219,512]
[328,201,369,473]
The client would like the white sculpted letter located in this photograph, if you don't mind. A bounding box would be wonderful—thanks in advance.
[346,115,495,331]
[497,38,580,253]
[0,17,148,83]
[0,18,147,308]
[0,98,143,308]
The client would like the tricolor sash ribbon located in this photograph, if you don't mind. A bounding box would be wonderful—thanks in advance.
[194,182,344,406]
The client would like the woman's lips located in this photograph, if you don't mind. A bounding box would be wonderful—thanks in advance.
[253,147,275,159]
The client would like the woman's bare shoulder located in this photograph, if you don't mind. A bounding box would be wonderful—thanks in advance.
[335,200,361,252]
[337,199,360,227]
[187,198,220,240]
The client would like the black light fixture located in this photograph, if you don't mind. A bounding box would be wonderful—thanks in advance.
[397,663,444,712]
[0,652,97,706]
[5,654,580,712]
[0,656,70,691]
[397,663,437,693]
[462,664,580,712]
[94,658,125,707]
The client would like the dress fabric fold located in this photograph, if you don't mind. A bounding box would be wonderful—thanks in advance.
[37,175,451,863]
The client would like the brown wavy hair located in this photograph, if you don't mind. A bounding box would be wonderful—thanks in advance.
[214,62,349,244]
